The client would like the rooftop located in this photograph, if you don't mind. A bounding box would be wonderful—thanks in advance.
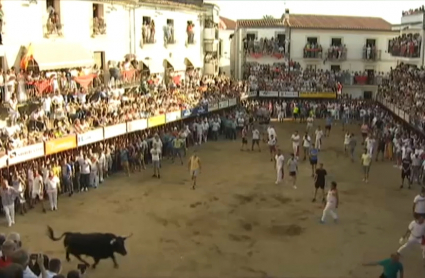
[236,14,394,32]
[219,16,236,30]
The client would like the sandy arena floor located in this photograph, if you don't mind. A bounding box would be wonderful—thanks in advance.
[6,120,425,278]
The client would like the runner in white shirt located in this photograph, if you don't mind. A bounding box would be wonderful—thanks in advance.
[202,120,209,143]
[302,132,311,161]
[413,188,425,218]
[315,126,323,150]
[151,143,161,178]
[277,104,284,123]
[291,131,300,158]
[274,149,285,184]
[251,127,261,152]
[45,171,59,211]
[343,132,351,155]
[31,170,46,212]
[365,135,376,156]
[268,134,277,161]
[267,125,277,140]
[306,116,314,133]
[195,120,203,145]
[320,181,339,224]
[397,216,425,260]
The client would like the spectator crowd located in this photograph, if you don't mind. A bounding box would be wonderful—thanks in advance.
[389,33,422,58]
[244,36,287,59]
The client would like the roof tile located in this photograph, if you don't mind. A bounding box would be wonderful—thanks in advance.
[236,14,393,31]
[219,16,236,30]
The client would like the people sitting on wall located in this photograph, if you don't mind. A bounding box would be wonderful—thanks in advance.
[389,33,422,58]
[402,5,425,16]
[303,42,322,59]
[244,37,287,59]
[327,44,347,60]
[377,63,425,131]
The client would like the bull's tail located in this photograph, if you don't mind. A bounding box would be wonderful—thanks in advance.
[46,226,68,241]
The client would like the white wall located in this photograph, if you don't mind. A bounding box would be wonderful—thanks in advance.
[245,28,286,39]
[219,29,233,76]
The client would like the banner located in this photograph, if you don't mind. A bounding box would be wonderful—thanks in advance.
[259,91,279,97]
[279,91,298,98]
[182,105,208,118]
[299,92,336,99]
[219,100,228,109]
[148,114,165,128]
[127,119,148,132]
[228,98,237,106]
[104,123,127,139]
[248,91,257,98]
[45,135,77,155]
[8,143,44,165]
[0,151,7,168]
[208,102,219,112]
[77,128,104,147]
[166,111,181,123]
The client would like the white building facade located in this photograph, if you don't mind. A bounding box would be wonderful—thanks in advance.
[0,0,220,78]
[232,11,399,80]
[218,17,235,76]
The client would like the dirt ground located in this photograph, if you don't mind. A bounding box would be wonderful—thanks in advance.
[6,120,425,278]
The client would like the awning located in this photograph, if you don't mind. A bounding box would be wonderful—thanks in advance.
[184,57,202,69]
[164,58,185,72]
[26,42,94,71]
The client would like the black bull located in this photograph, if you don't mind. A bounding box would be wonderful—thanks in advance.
[47,226,132,269]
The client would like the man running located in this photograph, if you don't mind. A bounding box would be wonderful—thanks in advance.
[268,134,277,162]
[361,148,372,183]
[309,143,319,177]
[313,163,327,203]
[188,150,201,190]
[251,126,261,152]
[306,114,314,133]
[287,153,298,189]
[302,132,311,161]
[324,114,332,137]
[315,126,323,150]
[400,156,412,189]
[274,149,285,185]
[397,215,425,262]
[413,187,425,219]
[151,142,161,179]
[320,181,339,224]
[291,131,300,159]
[241,125,248,151]
[362,253,403,278]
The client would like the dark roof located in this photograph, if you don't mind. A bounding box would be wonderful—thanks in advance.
[236,14,394,31]
[219,17,236,30]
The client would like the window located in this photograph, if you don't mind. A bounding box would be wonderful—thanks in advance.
[387,39,392,52]
[93,3,104,19]
[331,38,342,46]
[219,39,223,56]
[46,0,60,13]
[277,34,286,45]
[307,37,318,44]
[142,16,151,25]
[246,33,256,41]
[366,39,376,47]
[167,19,174,26]
[330,65,341,72]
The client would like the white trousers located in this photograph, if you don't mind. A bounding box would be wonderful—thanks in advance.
[315,138,322,150]
[48,191,58,210]
[197,132,203,144]
[3,204,15,226]
[90,172,99,188]
[276,167,283,183]
[278,112,284,120]
[321,203,338,221]
[397,237,425,258]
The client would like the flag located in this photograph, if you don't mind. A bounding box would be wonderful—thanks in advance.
[20,44,34,70]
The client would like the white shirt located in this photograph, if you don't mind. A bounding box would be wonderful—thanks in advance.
[195,123,203,134]
[202,122,209,131]
[33,176,43,194]
[307,117,314,125]
[153,138,163,149]
[291,134,300,146]
[268,138,276,146]
[275,154,284,168]
[252,129,260,140]
[326,189,337,205]
[366,138,375,149]
[344,134,350,145]
[23,266,37,278]
[212,122,220,131]
[414,195,425,214]
[303,135,311,148]
[80,158,91,174]
[315,129,323,140]
[267,127,276,138]
[38,270,58,278]
[151,148,160,161]
[408,220,425,241]
[45,176,60,192]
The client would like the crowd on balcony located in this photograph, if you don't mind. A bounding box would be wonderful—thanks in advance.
[326,44,347,60]
[46,6,62,36]
[402,5,425,16]
[142,20,156,44]
[377,63,425,132]
[362,44,380,61]
[388,33,422,58]
[303,42,322,59]
[244,37,287,59]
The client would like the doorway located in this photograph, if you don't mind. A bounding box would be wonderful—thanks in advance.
[363,91,372,100]
[366,69,375,84]
[331,65,341,72]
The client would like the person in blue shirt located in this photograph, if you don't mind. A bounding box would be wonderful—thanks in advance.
[363,253,403,278]
[309,143,319,177]
[120,147,130,176]
[325,114,333,137]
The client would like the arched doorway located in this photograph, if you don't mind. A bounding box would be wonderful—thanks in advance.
[184,58,194,71]
[163,59,174,85]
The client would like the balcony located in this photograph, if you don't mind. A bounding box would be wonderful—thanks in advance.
[92,17,106,37]
[244,37,287,60]
[204,41,218,52]
[204,28,216,40]
[389,34,421,59]
[362,47,381,61]
[326,46,347,61]
[303,47,322,59]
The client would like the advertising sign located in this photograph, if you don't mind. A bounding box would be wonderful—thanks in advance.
[299,92,336,99]
[104,123,127,139]
[248,91,257,98]
[259,91,279,97]
[279,91,299,98]
[0,151,7,168]
[77,128,104,147]
[208,102,219,112]
[127,119,148,132]
[219,100,228,109]
[45,135,77,155]
[181,105,208,118]
[165,111,182,123]
[228,98,237,106]
[8,143,45,165]
[148,115,166,128]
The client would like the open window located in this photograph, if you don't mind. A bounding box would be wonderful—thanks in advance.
[331,38,342,46]
[307,37,318,44]
[142,16,155,44]
[92,3,106,36]
[165,19,175,44]
[330,65,341,72]
[247,33,256,41]
[142,16,151,25]
[366,39,376,47]
[46,0,62,36]
[277,34,286,45]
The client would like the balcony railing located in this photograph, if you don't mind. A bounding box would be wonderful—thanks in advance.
[326,47,347,61]
[92,17,107,37]
[303,48,322,59]
[334,72,384,86]
[362,48,381,61]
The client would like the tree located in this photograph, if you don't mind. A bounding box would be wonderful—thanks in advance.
[263,15,275,20]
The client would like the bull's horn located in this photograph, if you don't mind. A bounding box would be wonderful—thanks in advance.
[123,233,133,239]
